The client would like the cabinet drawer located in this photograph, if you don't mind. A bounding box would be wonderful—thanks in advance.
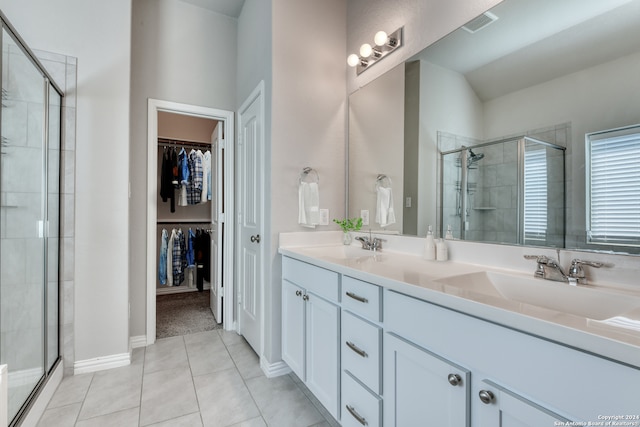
[342,371,381,427]
[342,276,381,321]
[342,311,381,394]
[282,257,339,302]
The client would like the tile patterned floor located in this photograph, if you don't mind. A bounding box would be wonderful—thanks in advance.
[37,330,340,427]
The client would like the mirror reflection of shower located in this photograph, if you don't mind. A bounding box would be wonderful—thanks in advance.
[455,147,484,219]
[440,135,565,245]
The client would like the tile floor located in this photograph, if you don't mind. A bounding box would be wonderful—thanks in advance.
[37,330,340,427]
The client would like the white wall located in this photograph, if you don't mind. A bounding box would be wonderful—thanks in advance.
[129,0,238,338]
[268,0,347,363]
[0,0,132,361]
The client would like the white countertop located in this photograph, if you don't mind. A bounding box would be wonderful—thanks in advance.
[279,240,640,368]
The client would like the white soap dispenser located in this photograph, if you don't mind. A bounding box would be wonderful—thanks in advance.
[436,238,448,261]
[424,225,436,260]
[445,224,453,240]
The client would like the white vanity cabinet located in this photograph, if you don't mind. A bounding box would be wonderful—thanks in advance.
[282,257,340,419]
[384,289,640,426]
[383,332,470,426]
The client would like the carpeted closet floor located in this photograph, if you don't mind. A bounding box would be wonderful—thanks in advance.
[156,290,222,339]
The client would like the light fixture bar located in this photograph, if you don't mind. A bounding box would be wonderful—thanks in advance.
[349,27,403,75]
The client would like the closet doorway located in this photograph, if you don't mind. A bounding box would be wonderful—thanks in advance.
[146,99,235,345]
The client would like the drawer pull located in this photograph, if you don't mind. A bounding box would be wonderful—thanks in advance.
[346,341,368,358]
[346,404,368,426]
[346,291,368,303]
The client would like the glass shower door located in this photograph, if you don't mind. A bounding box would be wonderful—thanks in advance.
[0,28,46,422]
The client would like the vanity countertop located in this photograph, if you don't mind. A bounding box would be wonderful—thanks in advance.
[279,243,640,368]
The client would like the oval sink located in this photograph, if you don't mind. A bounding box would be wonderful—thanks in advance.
[437,271,640,320]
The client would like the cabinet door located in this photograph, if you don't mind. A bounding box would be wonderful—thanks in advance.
[384,333,470,427]
[477,380,571,427]
[306,291,340,419]
[282,280,305,380]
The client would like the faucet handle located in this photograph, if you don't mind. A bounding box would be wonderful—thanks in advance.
[524,255,549,278]
[524,254,550,263]
[568,259,604,285]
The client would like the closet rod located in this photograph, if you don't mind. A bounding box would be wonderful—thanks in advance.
[158,137,212,149]
[157,220,212,224]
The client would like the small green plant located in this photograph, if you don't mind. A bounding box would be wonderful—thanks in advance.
[333,217,363,233]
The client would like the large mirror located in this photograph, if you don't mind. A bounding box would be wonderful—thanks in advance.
[348,0,640,254]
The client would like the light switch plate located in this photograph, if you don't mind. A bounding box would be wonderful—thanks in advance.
[319,209,329,225]
[361,209,370,226]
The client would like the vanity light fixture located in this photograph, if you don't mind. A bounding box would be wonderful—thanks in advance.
[347,27,403,75]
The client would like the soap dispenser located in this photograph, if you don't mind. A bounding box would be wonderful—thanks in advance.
[424,225,436,260]
[445,224,453,240]
[436,238,448,261]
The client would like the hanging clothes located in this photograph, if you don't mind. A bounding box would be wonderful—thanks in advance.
[187,149,203,205]
[158,229,168,285]
[160,148,177,212]
[167,229,175,286]
[178,148,189,207]
[203,150,212,201]
[172,228,187,285]
[198,149,208,204]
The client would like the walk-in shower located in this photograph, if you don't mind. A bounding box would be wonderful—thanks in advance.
[441,136,565,247]
[0,11,63,426]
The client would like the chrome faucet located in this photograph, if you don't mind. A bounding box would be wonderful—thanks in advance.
[355,230,385,251]
[524,255,604,285]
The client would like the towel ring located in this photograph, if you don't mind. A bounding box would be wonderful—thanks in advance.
[299,167,320,184]
[376,174,392,189]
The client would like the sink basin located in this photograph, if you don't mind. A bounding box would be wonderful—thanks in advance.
[437,271,640,320]
[298,245,381,260]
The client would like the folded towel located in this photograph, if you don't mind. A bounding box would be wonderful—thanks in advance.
[376,186,396,227]
[298,182,320,228]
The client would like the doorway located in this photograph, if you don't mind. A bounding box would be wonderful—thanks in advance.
[146,99,235,345]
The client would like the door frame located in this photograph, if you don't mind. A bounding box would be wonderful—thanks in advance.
[236,81,266,357]
[146,98,235,345]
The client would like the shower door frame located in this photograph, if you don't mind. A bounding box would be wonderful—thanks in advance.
[0,11,64,427]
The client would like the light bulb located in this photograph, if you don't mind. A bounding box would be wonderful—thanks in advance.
[359,43,373,58]
[347,54,360,67]
[374,31,388,46]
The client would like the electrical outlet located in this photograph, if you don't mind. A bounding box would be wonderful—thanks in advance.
[406,197,412,208]
[319,209,329,225]
[361,209,369,226]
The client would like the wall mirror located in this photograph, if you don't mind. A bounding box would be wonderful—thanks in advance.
[347,0,640,254]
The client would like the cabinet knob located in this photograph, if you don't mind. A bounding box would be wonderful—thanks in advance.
[479,390,495,404]
[295,290,302,297]
[447,373,462,386]
[302,294,309,301]
[250,234,261,243]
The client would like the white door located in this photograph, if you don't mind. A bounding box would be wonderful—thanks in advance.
[237,84,264,353]
[210,123,224,323]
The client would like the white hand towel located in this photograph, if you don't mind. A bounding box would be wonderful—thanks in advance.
[376,186,396,227]
[298,182,320,228]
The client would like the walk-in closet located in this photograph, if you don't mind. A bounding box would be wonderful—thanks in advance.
[155,111,221,339]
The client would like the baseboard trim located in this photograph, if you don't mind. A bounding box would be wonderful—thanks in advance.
[74,352,130,375]
[260,359,291,378]
[130,335,148,349]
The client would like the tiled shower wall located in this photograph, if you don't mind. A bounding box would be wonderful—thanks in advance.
[35,49,77,377]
